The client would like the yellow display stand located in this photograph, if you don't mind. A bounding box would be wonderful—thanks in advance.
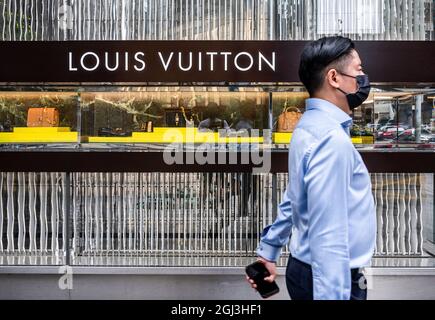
[0,127,374,145]
[359,136,375,144]
[88,127,264,144]
[272,132,374,145]
[351,136,374,144]
[0,127,78,143]
[273,132,293,144]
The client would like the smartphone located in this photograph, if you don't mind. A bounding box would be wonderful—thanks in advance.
[245,261,280,298]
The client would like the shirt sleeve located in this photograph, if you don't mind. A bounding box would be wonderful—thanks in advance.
[256,185,293,262]
[303,129,353,300]
[197,119,207,131]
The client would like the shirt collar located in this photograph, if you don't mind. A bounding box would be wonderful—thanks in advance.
[305,98,353,129]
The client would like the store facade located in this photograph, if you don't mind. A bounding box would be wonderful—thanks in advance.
[0,0,434,299]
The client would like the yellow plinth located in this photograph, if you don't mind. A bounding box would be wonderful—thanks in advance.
[0,127,78,143]
[273,132,293,144]
[351,136,375,144]
[88,127,264,144]
[273,132,373,145]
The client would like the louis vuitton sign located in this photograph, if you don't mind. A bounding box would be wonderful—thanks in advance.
[0,41,433,83]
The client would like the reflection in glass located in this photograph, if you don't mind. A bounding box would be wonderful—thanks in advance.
[370,91,435,147]
[80,89,269,143]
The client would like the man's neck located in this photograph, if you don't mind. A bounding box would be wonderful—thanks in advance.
[312,93,351,115]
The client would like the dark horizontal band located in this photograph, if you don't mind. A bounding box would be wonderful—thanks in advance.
[0,150,433,173]
[0,41,434,83]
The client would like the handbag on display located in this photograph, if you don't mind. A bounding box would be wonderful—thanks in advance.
[277,106,302,132]
[27,107,59,127]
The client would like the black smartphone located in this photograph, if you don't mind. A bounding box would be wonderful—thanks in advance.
[245,261,280,299]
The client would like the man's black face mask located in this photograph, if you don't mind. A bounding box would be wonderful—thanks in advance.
[336,72,371,110]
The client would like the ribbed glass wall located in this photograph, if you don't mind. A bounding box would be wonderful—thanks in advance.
[0,172,433,266]
[0,0,433,41]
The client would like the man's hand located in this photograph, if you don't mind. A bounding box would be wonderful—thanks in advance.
[246,257,277,290]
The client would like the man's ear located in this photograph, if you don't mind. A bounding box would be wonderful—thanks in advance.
[326,68,340,89]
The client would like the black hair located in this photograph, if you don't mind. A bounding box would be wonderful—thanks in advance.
[239,100,256,119]
[298,36,355,96]
[205,101,221,119]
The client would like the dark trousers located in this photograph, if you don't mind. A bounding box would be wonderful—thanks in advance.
[285,255,367,300]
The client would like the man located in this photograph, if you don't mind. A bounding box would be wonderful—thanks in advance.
[247,36,376,300]
[198,102,230,132]
[234,101,255,132]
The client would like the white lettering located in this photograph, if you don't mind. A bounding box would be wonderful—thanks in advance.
[258,51,275,71]
[178,52,193,71]
[134,52,146,71]
[124,52,129,71]
[67,50,277,73]
[158,52,174,71]
[234,52,254,71]
[171,304,206,318]
[80,52,100,71]
[68,52,77,71]
[198,52,202,71]
[104,52,119,71]
[206,52,218,71]
[220,52,232,71]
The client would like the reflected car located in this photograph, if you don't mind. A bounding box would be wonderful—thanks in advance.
[376,126,405,141]
[394,128,435,143]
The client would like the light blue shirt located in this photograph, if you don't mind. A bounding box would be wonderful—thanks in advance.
[257,98,376,300]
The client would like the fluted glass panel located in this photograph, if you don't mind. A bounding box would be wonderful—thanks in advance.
[1,171,433,266]
[0,0,433,41]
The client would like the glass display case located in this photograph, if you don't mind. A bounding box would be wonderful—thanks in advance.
[0,91,78,144]
[80,89,269,144]
[1,86,433,149]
